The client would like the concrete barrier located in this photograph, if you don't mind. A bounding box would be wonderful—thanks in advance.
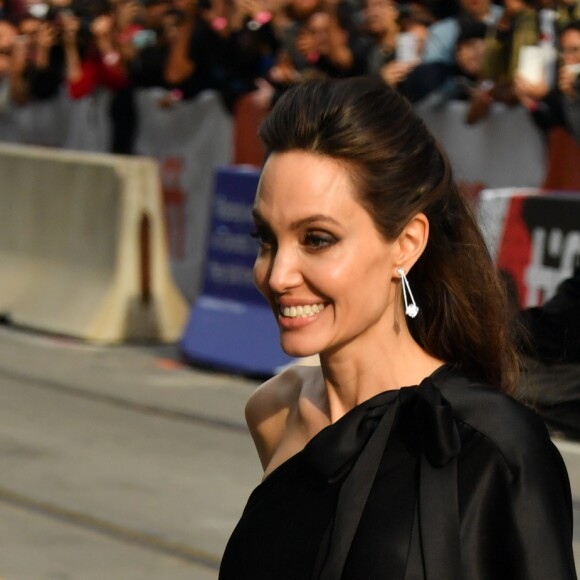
[0,143,187,343]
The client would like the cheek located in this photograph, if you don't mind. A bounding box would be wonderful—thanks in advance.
[253,255,270,296]
[326,251,391,301]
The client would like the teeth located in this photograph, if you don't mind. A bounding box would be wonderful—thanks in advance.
[281,303,325,318]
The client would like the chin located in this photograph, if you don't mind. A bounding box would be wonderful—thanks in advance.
[279,337,323,359]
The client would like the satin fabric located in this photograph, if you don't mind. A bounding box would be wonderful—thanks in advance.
[219,365,577,579]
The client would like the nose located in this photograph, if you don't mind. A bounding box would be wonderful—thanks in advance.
[266,245,303,294]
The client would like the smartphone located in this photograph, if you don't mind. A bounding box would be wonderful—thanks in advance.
[132,29,157,49]
[27,3,50,19]
[565,63,580,75]
[396,32,418,63]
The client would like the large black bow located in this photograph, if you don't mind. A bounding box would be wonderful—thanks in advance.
[305,372,462,580]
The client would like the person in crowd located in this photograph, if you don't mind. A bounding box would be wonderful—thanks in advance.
[294,1,363,77]
[481,0,537,89]
[466,0,558,123]
[25,12,65,100]
[163,0,278,110]
[544,0,580,27]
[276,0,321,71]
[362,0,403,78]
[6,6,65,105]
[397,2,433,56]
[514,19,580,143]
[60,1,135,152]
[404,19,487,103]
[0,17,16,111]
[122,0,181,97]
[519,261,580,440]
[3,0,27,21]
[422,0,502,65]
[60,3,130,100]
[364,0,433,97]
[219,77,577,580]
[226,0,280,91]
[266,0,362,94]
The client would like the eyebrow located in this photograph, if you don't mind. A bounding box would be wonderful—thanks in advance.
[251,209,341,229]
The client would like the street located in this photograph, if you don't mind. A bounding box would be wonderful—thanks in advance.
[0,326,261,579]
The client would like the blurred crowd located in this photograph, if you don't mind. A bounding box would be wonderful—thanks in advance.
[1,0,580,153]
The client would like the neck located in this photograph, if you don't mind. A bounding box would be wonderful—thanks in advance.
[319,323,444,423]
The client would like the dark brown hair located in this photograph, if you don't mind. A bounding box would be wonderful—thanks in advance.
[259,78,521,394]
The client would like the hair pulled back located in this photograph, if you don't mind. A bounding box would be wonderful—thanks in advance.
[259,78,521,394]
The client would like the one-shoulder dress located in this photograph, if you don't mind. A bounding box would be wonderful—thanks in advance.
[219,365,577,580]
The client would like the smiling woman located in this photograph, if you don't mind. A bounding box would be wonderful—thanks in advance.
[218,78,577,580]
[251,151,414,361]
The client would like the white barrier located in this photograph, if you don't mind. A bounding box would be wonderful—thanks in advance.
[133,89,233,302]
[0,143,187,343]
[417,100,546,189]
[0,88,111,151]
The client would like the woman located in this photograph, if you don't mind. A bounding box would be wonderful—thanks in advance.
[219,78,577,579]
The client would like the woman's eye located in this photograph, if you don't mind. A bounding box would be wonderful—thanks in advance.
[304,232,336,249]
[250,229,275,249]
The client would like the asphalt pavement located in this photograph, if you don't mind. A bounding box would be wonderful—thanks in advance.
[0,325,262,579]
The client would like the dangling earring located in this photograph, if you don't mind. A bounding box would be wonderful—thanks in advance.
[396,267,419,318]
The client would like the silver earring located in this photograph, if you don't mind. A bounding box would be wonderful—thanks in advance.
[397,267,419,318]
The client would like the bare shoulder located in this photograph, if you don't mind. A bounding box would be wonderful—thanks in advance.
[245,365,322,470]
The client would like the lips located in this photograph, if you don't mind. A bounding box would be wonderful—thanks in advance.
[279,303,326,318]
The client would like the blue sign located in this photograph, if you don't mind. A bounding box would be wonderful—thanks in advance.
[180,166,295,376]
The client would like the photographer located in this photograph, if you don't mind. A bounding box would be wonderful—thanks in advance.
[29,14,65,100]
[558,19,580,140]
[7,5,65,106]
[61,3,129,99]
[61,1,135,152]
[514,20,580,143]
[123,0,175,91]
[0,17,16,111]
[164,0,278,110]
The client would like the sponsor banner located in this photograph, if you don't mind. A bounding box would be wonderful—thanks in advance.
[480,189,580,307]
[201,167,263,304]
[181,166,294,375]
[133,89,233,303]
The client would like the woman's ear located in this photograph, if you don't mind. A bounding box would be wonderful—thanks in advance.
[395,213,429,272]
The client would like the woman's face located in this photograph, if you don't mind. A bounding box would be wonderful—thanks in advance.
[252,151,399,358]
[560,29,580,67]
[456,37,485,77]
[364,0,398,37]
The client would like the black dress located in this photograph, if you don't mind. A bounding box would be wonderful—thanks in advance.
[219,365,577,579]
